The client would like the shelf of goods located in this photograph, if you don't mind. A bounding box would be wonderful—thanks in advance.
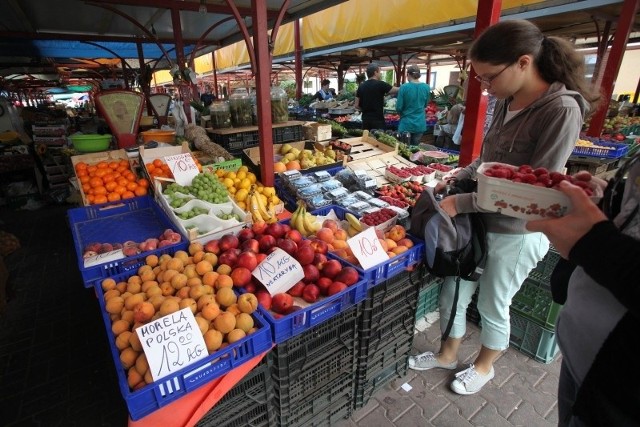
[205,121,305,157]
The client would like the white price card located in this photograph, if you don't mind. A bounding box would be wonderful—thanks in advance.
[165,153,200,186]
[252,248,304,296]
[83,249,125,267]
[136,308,208,382]
[347,226,389,270]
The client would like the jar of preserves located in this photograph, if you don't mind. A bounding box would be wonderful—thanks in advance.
[209,101,231,129]
[270,86,289,124]
[229,88,253,127]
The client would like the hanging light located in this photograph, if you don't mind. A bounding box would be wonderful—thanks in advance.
[199,0,207,14]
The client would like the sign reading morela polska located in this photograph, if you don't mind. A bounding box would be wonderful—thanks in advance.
[136,307,208,382]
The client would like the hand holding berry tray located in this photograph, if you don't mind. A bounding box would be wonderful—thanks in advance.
[476,162,603,220]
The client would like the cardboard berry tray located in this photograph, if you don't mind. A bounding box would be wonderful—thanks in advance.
[476,162,602,220]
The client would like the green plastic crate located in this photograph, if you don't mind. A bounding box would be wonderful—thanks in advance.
[528,247,561,284]
[509,310,560,364]
[511,278,562,330]
[416,275,443,320]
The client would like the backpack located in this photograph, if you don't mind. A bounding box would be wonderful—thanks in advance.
[409,181,487,340]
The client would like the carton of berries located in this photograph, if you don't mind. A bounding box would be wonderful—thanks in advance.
[476,162,603,220]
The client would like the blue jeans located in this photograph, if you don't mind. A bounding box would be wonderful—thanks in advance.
[408,132,423,145]
[438,231,549,350]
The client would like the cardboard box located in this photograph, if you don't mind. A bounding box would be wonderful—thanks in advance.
[303,122,332,142]
[70,149,131,205]
[241,141,342,178]
[138,142,194,191]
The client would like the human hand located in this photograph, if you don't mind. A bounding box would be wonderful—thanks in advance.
[526,180,607,258]
[439,196,458,217]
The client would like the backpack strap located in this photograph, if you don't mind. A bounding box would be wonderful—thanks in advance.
[441,263,461,342]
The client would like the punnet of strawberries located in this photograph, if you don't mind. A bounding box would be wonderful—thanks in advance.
[482,164,597,196]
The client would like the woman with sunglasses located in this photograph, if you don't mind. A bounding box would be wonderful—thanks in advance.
[526,152,640,426]
[409,19,601,395]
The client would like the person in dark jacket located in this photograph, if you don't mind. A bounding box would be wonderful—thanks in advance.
[313,79,334,101]
[355,63,398,130]
[527,154,640,427]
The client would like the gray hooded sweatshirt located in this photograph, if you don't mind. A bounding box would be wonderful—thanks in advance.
[452,81,588,234]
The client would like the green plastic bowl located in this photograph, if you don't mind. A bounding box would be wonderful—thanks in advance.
[70,134,113,152]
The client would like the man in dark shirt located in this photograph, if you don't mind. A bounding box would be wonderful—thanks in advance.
[200,85,216,107]
[355,64,398,130]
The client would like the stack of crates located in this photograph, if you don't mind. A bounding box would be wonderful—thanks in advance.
[415,273,443,321]
[354,269,422,409]
[268,305,359,426]
[196,361,275,427]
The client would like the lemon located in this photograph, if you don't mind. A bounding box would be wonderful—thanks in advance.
[235,188,249,202]
[227,186,237,194]
[239,178,252,190]
[222,178,234,188]
[236,201,247,211]
[215,169,226,178]
[233,178,241,186]
[270,195,281,205]
[225,171,237,180]
[262,187,275,198]
[238,165,249,173]
[247,172,257,184]
[236,170,247,181]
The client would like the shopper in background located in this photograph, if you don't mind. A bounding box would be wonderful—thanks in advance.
[355,63,398,130]
[526,156,640,426]
[313,79,334,101]
[200,85,216,107]
[409,19,601,396]
[396,65,430,145]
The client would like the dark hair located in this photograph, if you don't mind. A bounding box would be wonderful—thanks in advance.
[407,65,421,78]
[321,79,330,86]
[356,73,366,84]
[468,20,600,113]
[366,63,379,78]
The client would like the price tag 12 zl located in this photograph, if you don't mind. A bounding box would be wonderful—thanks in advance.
[347,226,389,270]
[136,308,208,382]
[165,153,200,186]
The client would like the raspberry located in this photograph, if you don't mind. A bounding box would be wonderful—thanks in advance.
[491,169,510,179]
[533,167,549,176]
[518,165,534,174]
[549,172,567,185]
[521,173,537,184]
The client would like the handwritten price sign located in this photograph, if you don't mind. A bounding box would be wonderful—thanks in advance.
[165,153,199,186]
[136,308,208,382]
[252,248,304,296]
[347,226,389,270]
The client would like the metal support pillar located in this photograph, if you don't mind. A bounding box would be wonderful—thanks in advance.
[459,0,501,167]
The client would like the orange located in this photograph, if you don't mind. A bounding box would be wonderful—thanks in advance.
[121,190,136,199]
[82,183,91,193]
[152,159,163,168]
[114,185,127,195]
[93,186,107,195]
[116,165,128,174]
[79,175,90,185]
[134,186,147,197]
[126,181,138,191]
[119,159,129,167]
[95,169,108,178]
[76,169,88,178]
[102,173,115,183]
[97,161,109,169]
[105,181,118,192]
[107,192,121,202]
[146,163,155,173]
[93,195,108,204]
[86,194,95,204]
[124,172,136,182]
[87,165,98,174]
[137,178,149,188]
[117,178,129,187]
[109,161,120,170]
[89,177,103,188]
[75,162,88,172]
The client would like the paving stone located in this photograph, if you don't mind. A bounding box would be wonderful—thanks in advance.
[352,394,380,421]
[468,401,514,427]
[372,386,417,422]
[393,403,435,427]
[506,400,556,427]
[355,404,395,427]
[407,387,451,422]
[430,401,474,426]
[501,373,558,418]
[477,381,523,419]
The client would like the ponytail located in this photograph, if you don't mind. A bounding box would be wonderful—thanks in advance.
[537,36,602,114]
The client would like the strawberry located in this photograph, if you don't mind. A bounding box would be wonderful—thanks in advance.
[518,165,534,174]
[521,173,537,184]
[533,167,549,176]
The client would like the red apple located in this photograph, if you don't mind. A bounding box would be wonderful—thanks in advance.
[294,245,315,266]
[203,239,220,255]
[237,228,255,242]
[272,293,294,314]
[252,220,268,235]
[258,235,277,253]
[266,223,285,239]
[244,282,256,293]
[219,234,239,252]
[335,266,359,286]
[256,291,272,310]
[298,239,312,247]
[321,259,342,279]
[302,284,320,303]
[316,277,333,295]
[285,229,303,245]
[281,224,291,234]
[327,281,348,296]
[287,281,305,297]
[230,267,252,287]
[241,238,260,254]
[256,253,267,264]
[277,238,298,256]
[218,249,238,268]
[302,264,320,283]
[236,251,258,271]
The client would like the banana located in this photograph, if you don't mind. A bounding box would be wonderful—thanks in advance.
[248,192,264,222]
[253,189,273,222]
[345,213,362,232]
[303,211,320,235]
[347,225,360,237]
[295,204,309,236]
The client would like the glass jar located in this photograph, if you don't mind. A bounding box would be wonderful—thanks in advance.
[209,101,231,129]
[270,86,289,124]
[228,88,253,127]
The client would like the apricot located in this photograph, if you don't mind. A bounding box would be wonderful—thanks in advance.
[138,264,153,276]
[139,269,156,283]
[215,274,233,289]
[145,254,159,267]
[203,253,218,267]
[226,328,246,344]
[148,295,165,311]
[160,282,176,296]
[189,284,206,300]
[192,251,205,264]
[203,329,223,353]
[103,289,121,301]
[174,250,190,265]
[237,293,258,314]
[317,227,334,244]
[145,285,162,299]
[195,316,210,335]
[106,296,125,314]
[116,282,127,293]
[216,287,237,308]
[183,264,197,279]
[201,302,221,321]
[134,353,149,377]
[133,301,155,323]
[141,280,159,293]
[120,347,138,369]
[166,257,184,272]
[225,304,241,316]
[189,242,204,256]
[102,278,117,292]
[334,229,348,241]
[195,260,214,276]
[186,277,203,288]
[121,310,135,325]
[216,264,232,275]
[124,293,145,311]
[176,286,191,300]
[129,329,143,351]
[197,294,217,311]
[179,298,197,314]
[213,312,236,334]
[202,271,219,287]
[171,273,188,290]
[127,366,144,389]
[159,298,180,316]
[203,284,214,295]
[235,313,254,333]
[115,331,132,351]
[111,319,131,336]
[162,269,179,283]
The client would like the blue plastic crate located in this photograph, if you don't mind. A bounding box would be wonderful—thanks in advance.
[256,275,367,344]
[68,196,189,288]
[94,270,272,421]
[309,205,424,288]
[572,140,629,159]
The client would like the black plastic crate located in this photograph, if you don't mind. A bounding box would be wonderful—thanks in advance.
[416,274,443,319]
[357,333,413,383]
[276,373,355,427]
[196,361,275,427]
[354,339,411,409]
[359,301,416,360]
[274,124,303,143]
[269,305,359,409]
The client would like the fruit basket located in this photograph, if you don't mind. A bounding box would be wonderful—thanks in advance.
[68,195,189,288]
[476,162,602,220]
[94,270,272,420]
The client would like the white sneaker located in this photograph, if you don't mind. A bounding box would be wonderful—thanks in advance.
[450,364,494,395]
[408,351,458,371]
